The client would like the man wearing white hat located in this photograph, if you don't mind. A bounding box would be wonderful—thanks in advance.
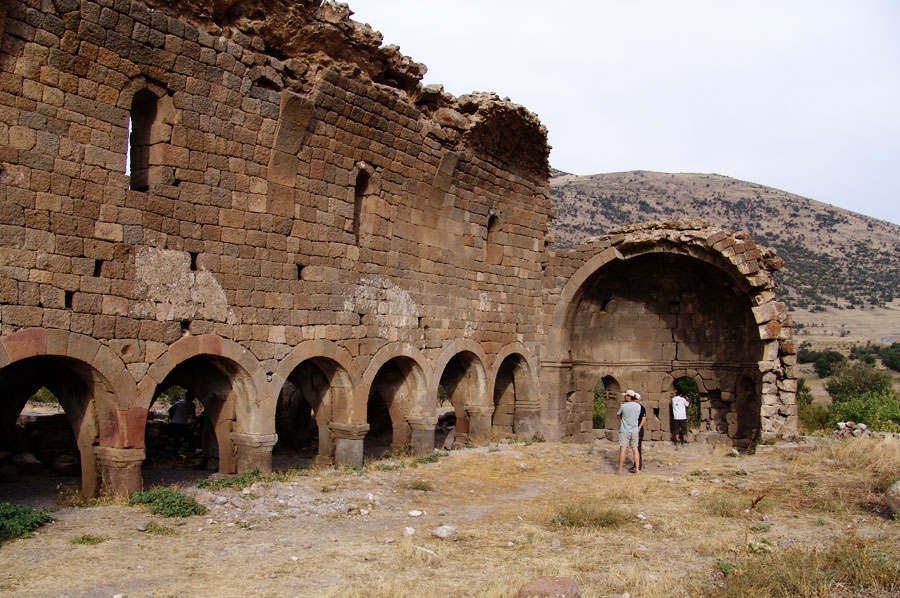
[616,390,643,474]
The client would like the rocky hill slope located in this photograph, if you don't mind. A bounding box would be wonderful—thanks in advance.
[549,170,900,314]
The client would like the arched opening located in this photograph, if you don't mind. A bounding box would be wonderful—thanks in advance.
[0,356,98,507]
[735,376,761,449]
[128,88,158,191]
[669,375,700,443]
[492,355,517,435]
[439,351,488,440]
[485,209,503,265]
[492,352,539,437]
[601,376,622,431]
[565,252,762,445]
[275,358,343,468]
[353,163,375,244]
[143,355,243,485]
[365,356,423,458]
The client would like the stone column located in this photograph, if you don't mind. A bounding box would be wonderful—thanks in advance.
[406,415,437,456]
[329,422,370,469]
[94,446,145,497]
[513,400,542,439]
[466,405,494,439]
[230,432,277,474]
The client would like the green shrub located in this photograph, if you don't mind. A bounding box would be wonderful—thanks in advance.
[881,343,900,372]
[829,390,900,432]
[28,387,58,404]
[128,487,206,517]
[592,379,605,429]
[0,502,53,544]
[675,376,701,427]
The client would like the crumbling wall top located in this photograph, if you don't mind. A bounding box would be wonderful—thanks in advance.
[136,0,550,182]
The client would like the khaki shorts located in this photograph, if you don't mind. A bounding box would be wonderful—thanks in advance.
[619,430,639,447]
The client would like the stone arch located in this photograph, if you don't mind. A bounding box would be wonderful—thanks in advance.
[361,343,430,459]
[272,341,361,466]
[140,335,268,475]
[491,343,540,437]
[434,340,490,439]
[0,328,138,497]
[118,77,174,191]
[544,229,772,445]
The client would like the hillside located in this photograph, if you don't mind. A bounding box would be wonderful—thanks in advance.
[549,170,900,320]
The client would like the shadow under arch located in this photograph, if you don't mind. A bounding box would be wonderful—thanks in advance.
[491,342,541,438]
[272,340,362,467]
[0,328,138,498]
[141,335,268,475]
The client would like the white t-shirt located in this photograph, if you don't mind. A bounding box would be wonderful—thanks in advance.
[672,395,690,420]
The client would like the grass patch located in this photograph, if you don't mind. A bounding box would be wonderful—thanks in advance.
[196,468,265,492]
[550,503,627,530]
[0,502,53,545]
[70,533,104,545]
[698,494,747,518]
[128,486,206,517]
[406,479,434,492]
[143,520,175,536]
[716,536,900,596]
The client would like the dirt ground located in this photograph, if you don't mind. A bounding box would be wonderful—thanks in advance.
[2,437,898,598]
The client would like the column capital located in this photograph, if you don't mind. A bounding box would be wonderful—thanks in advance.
[329,422,370,440]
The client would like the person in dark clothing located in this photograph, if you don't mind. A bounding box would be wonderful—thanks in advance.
[630,392,647,473]
[168,394,196,467]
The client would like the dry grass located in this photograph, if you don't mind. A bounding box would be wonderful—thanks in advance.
[1,438,898,597]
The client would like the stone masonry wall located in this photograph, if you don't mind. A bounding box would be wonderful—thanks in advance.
[0,0,552,382]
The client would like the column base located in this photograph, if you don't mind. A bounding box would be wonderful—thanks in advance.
[94,446,145,497]
[230,432,277,474]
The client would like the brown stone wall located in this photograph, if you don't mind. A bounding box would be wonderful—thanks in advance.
[0,0,552,380]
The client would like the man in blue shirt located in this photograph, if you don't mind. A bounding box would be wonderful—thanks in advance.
[616,390,644,474]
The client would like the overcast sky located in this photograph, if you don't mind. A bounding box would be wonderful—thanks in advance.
[349,1,900,225]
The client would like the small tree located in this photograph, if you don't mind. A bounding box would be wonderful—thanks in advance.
[881,343,900,372]
[813,351,846,378]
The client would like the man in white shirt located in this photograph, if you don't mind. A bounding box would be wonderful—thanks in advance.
[671,392,690,446]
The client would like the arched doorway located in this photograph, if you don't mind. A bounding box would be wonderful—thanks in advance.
[492,353,533,436]
[0,356,99,505]
[365,356,426,458]
[439,351,489,440]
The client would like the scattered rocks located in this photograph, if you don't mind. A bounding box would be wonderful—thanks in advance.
[431,525,458,541]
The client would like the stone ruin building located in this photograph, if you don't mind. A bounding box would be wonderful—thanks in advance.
[0,0,798,498]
